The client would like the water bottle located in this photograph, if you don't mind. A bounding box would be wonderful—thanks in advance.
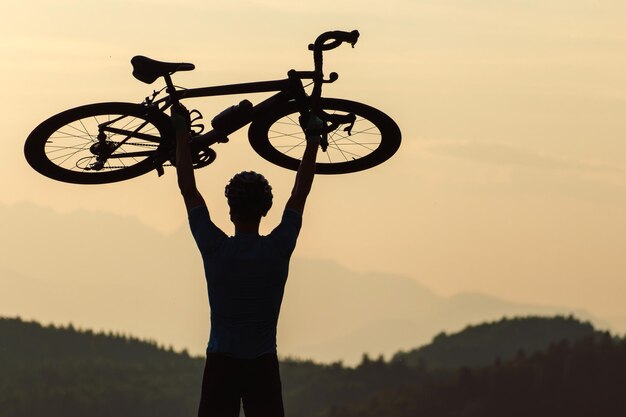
[211,100,253,133]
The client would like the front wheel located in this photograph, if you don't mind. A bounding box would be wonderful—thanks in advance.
[24,102,174,184]
[248,98,401,174]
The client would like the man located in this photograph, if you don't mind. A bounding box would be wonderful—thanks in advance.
[172,104,321,417]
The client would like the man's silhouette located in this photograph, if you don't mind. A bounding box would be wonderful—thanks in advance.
[172,104,320,417]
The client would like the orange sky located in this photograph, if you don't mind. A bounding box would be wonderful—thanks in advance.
[2,0,626,330]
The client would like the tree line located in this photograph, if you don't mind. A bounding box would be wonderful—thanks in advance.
[0,315,621,417]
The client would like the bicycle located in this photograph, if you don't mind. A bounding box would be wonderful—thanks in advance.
[24,30,401,184]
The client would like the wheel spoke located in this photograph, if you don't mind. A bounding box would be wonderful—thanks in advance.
[327,128,349,161]
[46,144,93,153]
[249,98,399,174]
[335,134,377,152]
[281,139,307,155]
[285,114,299,126]
[265,105,385,164]
[325,144,368,159]
[65,122,91,138]
[49,133,92,141]
[40,111,161,175]
[268,130,306,140]
[119,144,140,165]
[54,141,92,167]
[79,119,95,142]
[53,127,93,141]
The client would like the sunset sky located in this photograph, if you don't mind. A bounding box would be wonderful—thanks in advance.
[2,0,626,347]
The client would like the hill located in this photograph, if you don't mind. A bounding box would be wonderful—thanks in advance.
[0,317,203,417]
[392,315,597,370]
[1,315,618,417]
[326,333,626,417]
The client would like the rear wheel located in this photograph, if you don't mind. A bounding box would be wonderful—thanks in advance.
[24,102,173,184]
[248,98,401,174]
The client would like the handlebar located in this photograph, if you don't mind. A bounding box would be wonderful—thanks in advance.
[308,30,360,52]
[302,30,360,151]
[307,30,360,83]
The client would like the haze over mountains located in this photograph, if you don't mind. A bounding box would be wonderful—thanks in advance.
[0,202,617,364]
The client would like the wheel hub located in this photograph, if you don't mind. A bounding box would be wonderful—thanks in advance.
[89,140,116,157]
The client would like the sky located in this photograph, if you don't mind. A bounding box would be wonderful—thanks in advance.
[2,0,626,340]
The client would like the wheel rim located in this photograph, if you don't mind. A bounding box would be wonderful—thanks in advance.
[43,112,162,176]
[266,109,384,166]
[249,98,401,174]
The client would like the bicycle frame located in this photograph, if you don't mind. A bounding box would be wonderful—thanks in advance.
[95,30,360,168]
[93,75,307,167]
[142,29,363,155]
[160,74,308,152]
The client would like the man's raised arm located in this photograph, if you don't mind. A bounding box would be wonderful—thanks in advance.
[285,115,322,214]
[172,104,206,212]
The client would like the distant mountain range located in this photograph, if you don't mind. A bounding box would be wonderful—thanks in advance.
[0,202,620,364]
[280,259,607,364]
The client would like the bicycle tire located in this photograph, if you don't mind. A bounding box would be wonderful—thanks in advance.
[248,98,401,174]
[25,102,174,184]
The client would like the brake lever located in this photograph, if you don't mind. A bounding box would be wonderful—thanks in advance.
[343,118,355,136]
[324,114,356,136]
[315,116,354,153]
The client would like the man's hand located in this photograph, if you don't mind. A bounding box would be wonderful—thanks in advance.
[172,103,205,211]
[299,112,325,138]
[286,112,322,214]
[171,103,191,134]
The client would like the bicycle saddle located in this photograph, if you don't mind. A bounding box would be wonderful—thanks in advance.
[131,56,195,84]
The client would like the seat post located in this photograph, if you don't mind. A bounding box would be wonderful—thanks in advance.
[163,73,180,105]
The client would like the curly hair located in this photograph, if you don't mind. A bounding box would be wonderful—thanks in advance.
[225,171,273,222]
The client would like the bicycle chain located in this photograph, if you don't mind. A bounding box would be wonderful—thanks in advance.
[106,141,159,148]
[88,163,174,170]
[87,140,209,170]
[85,140,172,170]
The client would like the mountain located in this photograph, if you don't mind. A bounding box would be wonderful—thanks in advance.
[280,260,605,363]
[0,202,612,364]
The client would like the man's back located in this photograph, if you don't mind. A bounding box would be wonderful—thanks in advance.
[189,206,302,359]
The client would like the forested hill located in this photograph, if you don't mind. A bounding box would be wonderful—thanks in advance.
[0,317,204,417]
[0,316,622,417]
[327,332,626,417]
[0,317,192,365]
[392,315,598,370]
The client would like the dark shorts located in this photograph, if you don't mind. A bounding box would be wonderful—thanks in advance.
[198,352,285,417]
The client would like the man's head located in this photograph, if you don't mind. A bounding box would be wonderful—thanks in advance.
[225,171,273,223]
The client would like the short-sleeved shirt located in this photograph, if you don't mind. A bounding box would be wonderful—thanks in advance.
[188,206,302,359]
